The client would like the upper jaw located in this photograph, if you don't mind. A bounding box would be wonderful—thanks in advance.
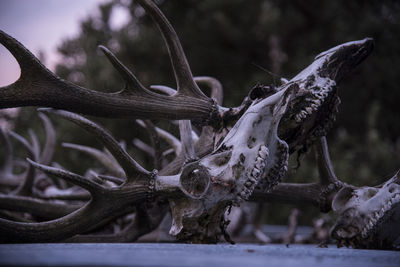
[278,38,374,153]
[315,38,374,82]
[289,38,374,85]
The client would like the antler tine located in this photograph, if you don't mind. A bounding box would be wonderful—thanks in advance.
[179,120,196,160]
[133,138,155,156]
[0,193,80,220]
[28,129,40,161]
[138,117,195,161]
[27,159,104,196]
[98,45,150,94]
[8,131,37,196]
[0,30,47,78]
[150,85,177,96]
[139,82,195,160]
[194,76,224,105]
[38,113,56,165]
[96,174,124,185]
[38,190,91,201]
[0,128,13,176]
[62,143,125,178]
[142,120,163,169]
[8,131,35,160]
[137,0,209,100]
[315,136,339,185]
[151,76,224,105]
[39,108,148,180]
[136,120,182,156]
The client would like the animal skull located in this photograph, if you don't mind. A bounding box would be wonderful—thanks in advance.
[278,38,374,153]
[331,171,400,249]
[167,84,298,243]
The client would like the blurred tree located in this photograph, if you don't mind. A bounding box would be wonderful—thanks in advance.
[12,0,400,223]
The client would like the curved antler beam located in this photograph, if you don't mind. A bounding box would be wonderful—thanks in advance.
[0,28,219,125]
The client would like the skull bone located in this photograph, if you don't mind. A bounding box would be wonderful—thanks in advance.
[331,171,400,248]
[168,84,297,243]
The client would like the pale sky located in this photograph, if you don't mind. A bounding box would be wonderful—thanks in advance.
[0,0,130,86]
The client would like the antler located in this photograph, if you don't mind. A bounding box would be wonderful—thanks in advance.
[0,0,223,124]
[252,136,344,212]
[0,109,211,242]
[0,0,379,245]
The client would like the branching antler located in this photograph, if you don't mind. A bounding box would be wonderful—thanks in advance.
[0,108,212,242]
[0,0,385,247]
[0,0,223,124]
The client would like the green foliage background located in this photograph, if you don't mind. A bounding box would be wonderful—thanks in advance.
[12,0,400,224]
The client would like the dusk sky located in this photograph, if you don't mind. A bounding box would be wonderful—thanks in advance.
[0,0,129,86]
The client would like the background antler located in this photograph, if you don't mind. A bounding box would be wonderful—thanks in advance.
[0,108,213,242]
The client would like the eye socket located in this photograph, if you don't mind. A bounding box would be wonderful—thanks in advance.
[332,187,355,212]
[388,184,398,194]
[249,85,277,100]
[180,162,210,199]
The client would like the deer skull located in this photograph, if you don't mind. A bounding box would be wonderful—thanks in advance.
[331,172,400,249]
[168,84,298,242]
[278,38,374,153]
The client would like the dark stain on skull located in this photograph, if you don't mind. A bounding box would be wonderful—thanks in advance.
[232,153,246,180]
[212,150,232,166]
[239,153,245,163]
[247,136,256,148]
[252,115,263,128]
[305,74,315,88]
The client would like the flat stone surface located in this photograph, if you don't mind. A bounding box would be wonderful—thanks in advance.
[0,243,399,267]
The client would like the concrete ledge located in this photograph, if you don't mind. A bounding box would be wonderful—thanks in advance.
[0,243,399,267]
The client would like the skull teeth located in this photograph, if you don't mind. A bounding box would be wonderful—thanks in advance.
[255,159,265,170]
[245,181,253,187]
[258,146,269,159]
[358,192,400,239]
[252,168,260,178]
[240,191,248,199]
[294,85,334,124]
[313,99,321,105]
[237,145,270,202]
[249,176,257,183]
[294,102,320,123]
[378,209,384,217]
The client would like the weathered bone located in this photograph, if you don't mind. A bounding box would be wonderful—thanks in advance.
[331,171,400,249]
[278,38,374,153]
[0,0,384,246]
[167,84,298,242]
